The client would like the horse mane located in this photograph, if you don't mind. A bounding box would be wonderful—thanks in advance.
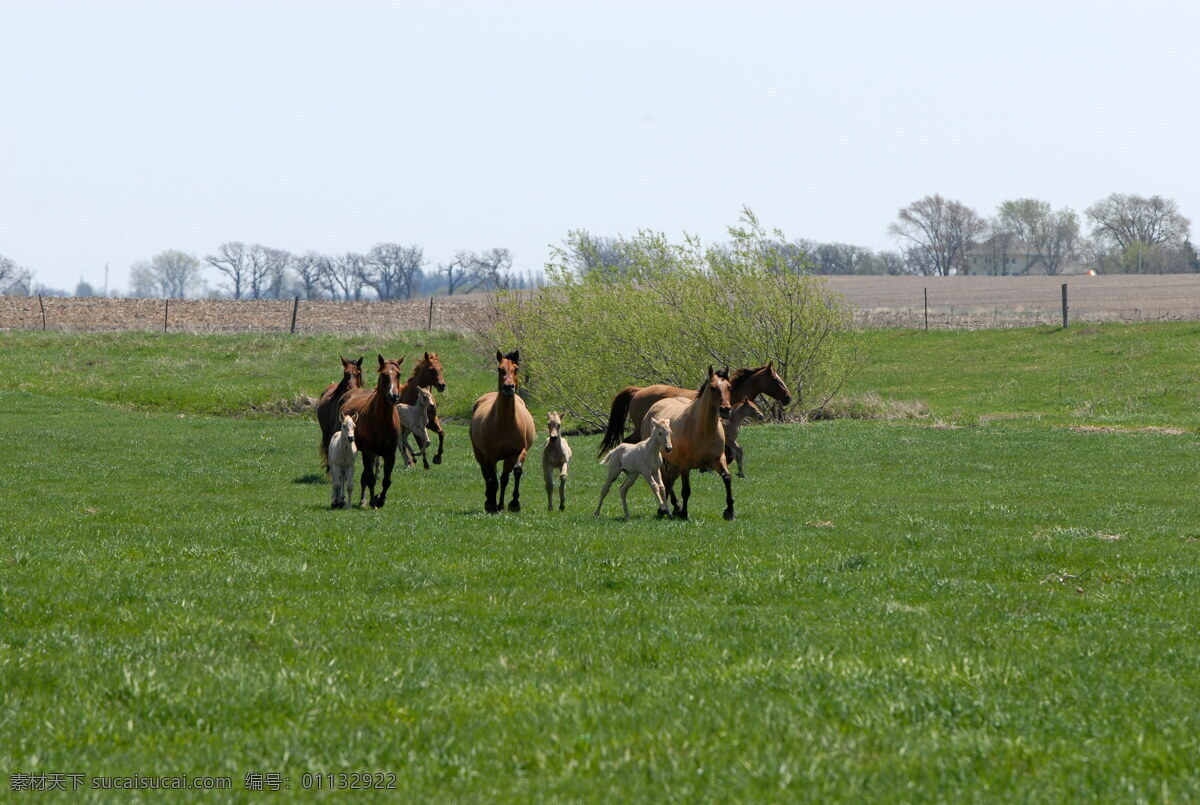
[729,365,763,394]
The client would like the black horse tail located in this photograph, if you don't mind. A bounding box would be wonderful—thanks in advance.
[598,387,639,456]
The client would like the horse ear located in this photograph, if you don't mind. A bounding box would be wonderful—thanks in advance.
[355,357,363,368]
[377,354,386,371]
[767,360,774,370]
[506,350,520,364]
[723,365,730,378]
[424,351,431,361]
[707,365,715,378]
[340,356,350,367]
[396,356,404,366]
[496,349,503,363]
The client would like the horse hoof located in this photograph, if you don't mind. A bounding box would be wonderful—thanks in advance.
[559,504,565,512]
[508,501,521,513]
[723,509,735,521]
[433,455,443,465]
[656,510,668,520]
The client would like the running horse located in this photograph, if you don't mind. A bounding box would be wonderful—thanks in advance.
[339,355,405,509]
[599,361,792,455]
[316,356,363,471]
[469,350,536,514]
[642,365,735,520]
[396,351,447,468]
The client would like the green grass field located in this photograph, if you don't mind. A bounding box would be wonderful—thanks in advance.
[1,324,1198,802]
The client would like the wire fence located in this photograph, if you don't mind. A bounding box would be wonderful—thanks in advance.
[824,275,1200,329]
[3,275,1200,333]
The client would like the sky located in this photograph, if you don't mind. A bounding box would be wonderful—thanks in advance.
[1,0,1196,293]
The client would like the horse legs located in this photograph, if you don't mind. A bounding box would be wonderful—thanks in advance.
[647,468,669,516]
[330,465,342,509]
[506,449,527,513]
[618,472,639,519]
[733,441,746,479]
[713,457,735,520]
[429,411,445,465]
[678,470,691,521]
[371,450,395,509]
[558,468,567,512]
[594,464,621,517]
[358,450,376,508]
[481,462,500,514]
[661,463,681,519]
[544,461,555,512]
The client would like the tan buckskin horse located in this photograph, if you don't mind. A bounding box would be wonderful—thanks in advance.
[642,366,735,520]
[396,351,447,467]
[469,350,536,514]
[317,356,363,471]
[339,355,405,509]
[598,362,792,455]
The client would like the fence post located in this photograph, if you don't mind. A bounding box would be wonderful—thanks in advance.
[427,296,434,331]
[290,295,300,334]
[923,287,928,331]
[164,298,169,332]
[1061,283,1068,328]
[38,294,46,330]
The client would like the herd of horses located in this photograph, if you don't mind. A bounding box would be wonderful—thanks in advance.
[315,349,794,520]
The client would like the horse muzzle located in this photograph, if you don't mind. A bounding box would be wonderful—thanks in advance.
[386,392,401,405]
[719,406,732,419]
[436,383,446,392]
[663,445,673,453]
[500,384,516,397]
[782,394,794,407]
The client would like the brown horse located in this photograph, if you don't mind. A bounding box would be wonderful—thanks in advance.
[599,361,793,455]
[339,355,405,509]
[469,350,536,514]
[317,356,363,471]
[395,351,447,468]
[642,366,735,520]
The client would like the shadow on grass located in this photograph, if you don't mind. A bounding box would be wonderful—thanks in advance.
[293,473,326,485]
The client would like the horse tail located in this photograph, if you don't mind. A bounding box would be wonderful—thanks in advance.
[598,387,639,456]
[320,435,331,474]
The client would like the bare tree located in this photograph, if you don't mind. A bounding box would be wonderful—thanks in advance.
[888,194,987,276]
[320,252,366,300]
[261,247,292,299]
[1085,193,1190,252]
[362,243,424,300]
[469,248,514,291]
[205,242,249,300]
[997,199,1079,275]
[129,260,158,297]
[0,254,32,295]
[151,250,203,298]
[440,253,475,295]
[292,251,327,300]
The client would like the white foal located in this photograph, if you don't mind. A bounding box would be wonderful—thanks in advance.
[726,398,764,478]
[594,416,673,519]
[328,413,358,509]
[395,387,434,469]
[542,411,573,511]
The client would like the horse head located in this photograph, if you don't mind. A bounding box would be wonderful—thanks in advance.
[341,413,357,446]
[699,365,733,420]
[547,411,562,442]
[418,351,447,393]
[762,361,793,406]
[377,354,405,405]
[651,416,673,453]
[340,356,364,390]
[495,349,520,397]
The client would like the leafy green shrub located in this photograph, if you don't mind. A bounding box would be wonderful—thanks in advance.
[486,210,864,431]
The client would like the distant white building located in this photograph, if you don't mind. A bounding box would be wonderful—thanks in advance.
[962,238,1085,276]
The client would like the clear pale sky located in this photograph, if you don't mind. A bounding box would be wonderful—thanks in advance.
[2,0,1195,292]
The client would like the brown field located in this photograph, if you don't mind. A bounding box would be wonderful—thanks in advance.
[3,274,1200,333]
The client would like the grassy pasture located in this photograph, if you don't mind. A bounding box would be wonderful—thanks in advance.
[1,324,1199,802]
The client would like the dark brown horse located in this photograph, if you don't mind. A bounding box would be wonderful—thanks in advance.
[317,356,363,471]
[469,350,536,514]
[642,366,735,520]
[339,355,405,509]
[395,351,447,468]
[599,361,793,455]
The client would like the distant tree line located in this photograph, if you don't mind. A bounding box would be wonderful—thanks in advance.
[0,241,546,299]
